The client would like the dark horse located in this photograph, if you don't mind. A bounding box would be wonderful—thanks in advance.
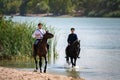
[33,31,54,73]
[65,40,81,67]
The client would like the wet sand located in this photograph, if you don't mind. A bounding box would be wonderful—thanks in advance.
[0,66,84,80]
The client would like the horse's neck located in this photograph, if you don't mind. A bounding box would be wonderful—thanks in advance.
[71,42,78,48]
[41,38,47,45]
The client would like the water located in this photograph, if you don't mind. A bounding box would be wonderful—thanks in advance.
[1,16,120,80]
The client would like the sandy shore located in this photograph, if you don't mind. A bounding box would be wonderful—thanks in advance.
[0,66,84,80]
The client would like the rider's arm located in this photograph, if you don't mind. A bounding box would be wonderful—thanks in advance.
[75,34,78,40]
[32,30,40,38]
[67,34,71,44]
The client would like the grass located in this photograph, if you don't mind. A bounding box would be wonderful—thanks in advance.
[0,16,58,60]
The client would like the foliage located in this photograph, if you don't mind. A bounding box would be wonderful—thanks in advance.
[49,0,73,15]
[85,0,120,17]
[0,0,22,15]
[19,0,29,15]
[0,0,120,17]
[0,17,34,59]
[0,16,56,60]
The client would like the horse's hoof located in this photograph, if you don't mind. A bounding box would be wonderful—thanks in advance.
[44,70,46,73]
[40,70,42,73]
[68,62,71,65]
[33,70,37,72]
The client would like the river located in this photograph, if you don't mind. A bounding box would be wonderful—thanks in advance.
[1,16,120,80]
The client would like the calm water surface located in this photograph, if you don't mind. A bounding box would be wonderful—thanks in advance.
[1,16,120,80]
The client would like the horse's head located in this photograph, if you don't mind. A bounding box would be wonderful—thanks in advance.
[43,31,54,39]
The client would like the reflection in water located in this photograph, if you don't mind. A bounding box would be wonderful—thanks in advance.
[0,52,58,68]
[66,68,80,78]
[48,51,58,64]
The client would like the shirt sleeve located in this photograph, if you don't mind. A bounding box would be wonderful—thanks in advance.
[32,30,40,38]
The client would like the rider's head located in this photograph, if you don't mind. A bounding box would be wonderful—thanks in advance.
[38,23,43,29]
[71,28,75,33]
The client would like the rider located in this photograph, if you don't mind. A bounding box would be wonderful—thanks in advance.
[67,28,80,58]
[67,28,78,45]
[32,23,46,57]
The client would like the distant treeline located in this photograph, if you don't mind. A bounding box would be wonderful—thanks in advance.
[0,0,120,17]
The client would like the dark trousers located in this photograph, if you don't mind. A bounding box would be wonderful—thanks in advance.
[33,39,41,57]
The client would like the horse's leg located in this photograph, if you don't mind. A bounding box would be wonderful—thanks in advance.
[66,47,70,65]
[34,56,38,71]
[70,57,74,67]
[44,56,47,73]
[77,48,81,58]
[33,43,38,71]
[73,58,77,67]
[66,56,70,64]
[39,57,42,73]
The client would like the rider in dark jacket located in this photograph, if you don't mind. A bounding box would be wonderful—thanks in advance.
[67,28,78,45]
[66,28,80,58]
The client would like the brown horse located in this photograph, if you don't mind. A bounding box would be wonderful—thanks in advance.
[33,31,54,73]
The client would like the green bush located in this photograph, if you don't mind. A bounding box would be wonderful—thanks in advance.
[0,16,56,60]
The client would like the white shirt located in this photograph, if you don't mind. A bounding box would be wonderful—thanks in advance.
[32,29,46,39]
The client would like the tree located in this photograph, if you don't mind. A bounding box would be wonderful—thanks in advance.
[5,0,22,14]
[1,0,120,17]
[19,0,29,16]
[49,0,63,15]
[0,0,7,14]
[35,1,49,13]
[96,0,120,17]
[62,0,73,14]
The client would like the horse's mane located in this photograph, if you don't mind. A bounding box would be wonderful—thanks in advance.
[72,40,80,47]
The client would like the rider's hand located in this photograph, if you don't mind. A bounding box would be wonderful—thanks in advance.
[35,34,40,38]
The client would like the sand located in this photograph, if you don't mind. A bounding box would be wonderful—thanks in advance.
[0,66,84,80]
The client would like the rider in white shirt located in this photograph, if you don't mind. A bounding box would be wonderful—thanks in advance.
[32,23,46,56]
[32,27,46,39]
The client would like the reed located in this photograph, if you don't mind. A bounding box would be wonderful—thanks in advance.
[0,16,57,60]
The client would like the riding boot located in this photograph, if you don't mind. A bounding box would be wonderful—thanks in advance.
[33,39,40,57]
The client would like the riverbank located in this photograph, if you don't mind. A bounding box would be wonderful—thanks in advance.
[5,13,74,18]
[0,66,84,80]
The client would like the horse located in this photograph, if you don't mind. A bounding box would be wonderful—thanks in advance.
[33,31,54,73]
[65,40,81,67]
